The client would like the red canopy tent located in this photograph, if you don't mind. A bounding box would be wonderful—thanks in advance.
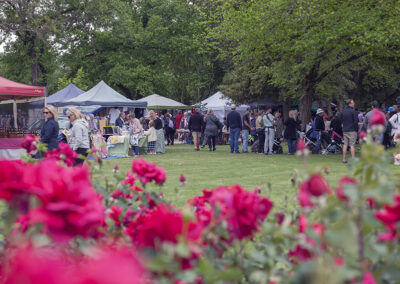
[0,76,46,129]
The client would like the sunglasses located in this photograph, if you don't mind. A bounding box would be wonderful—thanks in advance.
[43,112,49,114]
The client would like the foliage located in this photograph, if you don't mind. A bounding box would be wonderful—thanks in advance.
[1,123,400,282]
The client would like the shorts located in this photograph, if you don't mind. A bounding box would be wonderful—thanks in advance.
[192,132,201,139]
[343,132,357,146]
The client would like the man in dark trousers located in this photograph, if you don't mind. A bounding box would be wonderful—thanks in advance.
[227,104,242,153]
[341,99,359,163]
[314,108,325,153]
[188,109,204,151]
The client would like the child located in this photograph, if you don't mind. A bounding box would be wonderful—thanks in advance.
[144,120,157,154]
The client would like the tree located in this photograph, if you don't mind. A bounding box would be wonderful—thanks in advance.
[214,0,400,125]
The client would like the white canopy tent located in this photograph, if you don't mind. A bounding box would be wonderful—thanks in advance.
[198,91,249,122]
[137,94,187,109]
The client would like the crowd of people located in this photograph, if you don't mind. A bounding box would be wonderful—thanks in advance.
[38,99,400,164]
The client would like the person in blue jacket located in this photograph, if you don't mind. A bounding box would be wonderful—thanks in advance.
[40,105,60,151]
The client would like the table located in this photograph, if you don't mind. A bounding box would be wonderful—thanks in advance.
[0,138,26,160]
[107,136,130,157]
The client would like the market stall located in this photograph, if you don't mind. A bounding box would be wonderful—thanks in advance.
[0,76,45,159]
[137,94,188,109]
[197,91,249,122]
[59,80,147,158]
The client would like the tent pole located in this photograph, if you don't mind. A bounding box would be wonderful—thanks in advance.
[13,100,18,129]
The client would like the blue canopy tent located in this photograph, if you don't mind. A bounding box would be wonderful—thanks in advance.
[30,83,84,108]
[58,81,147,108]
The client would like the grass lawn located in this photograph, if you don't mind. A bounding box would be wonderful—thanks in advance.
[94,143,357,209]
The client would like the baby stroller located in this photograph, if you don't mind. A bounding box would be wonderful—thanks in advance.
[297,131,317,152]
[273,138,283,154]
[323,131,343,155]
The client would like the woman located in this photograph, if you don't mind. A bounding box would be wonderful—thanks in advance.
[40,105,59,151]
[204,109,220,151]
[66,107,90,165]
[128,114,143,158]
[179,112,190,143]
[284,110,298,155]
[256,110,265,154]
[149,111,165,154]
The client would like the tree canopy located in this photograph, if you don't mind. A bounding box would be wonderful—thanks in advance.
[1,0,400,118]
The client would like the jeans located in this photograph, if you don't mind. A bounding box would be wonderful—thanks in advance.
[75,147,89,165]
[131,145,139,156]
[264,128,275,154]
[287,139,297,154]
[230,128,240,153]
[242,129,249,152]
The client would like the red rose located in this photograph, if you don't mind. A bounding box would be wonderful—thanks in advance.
[28,160,105,242]
[369,109,386,128]
[298,214,308,233]
[1,246,70,284]
[298,183,315,208]
[109,205,123,227]
[288,244,313,264]
[275,213,285,226]
[191,185,273,242]
[21,134,38,155]
[179,174,186,184]
[124,204,185,248]
[362,271,377,284]
[131,158,166,185]
[375,195,400,242]
[0,160,34,202]
[45,143,77,166]
[336,176,357,201]
[306,174,330,196]
[75,246,147,284]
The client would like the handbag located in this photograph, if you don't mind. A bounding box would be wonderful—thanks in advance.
[130,133,142,146]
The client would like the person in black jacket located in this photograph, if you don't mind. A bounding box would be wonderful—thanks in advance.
[188,109,204,151]
[40,105,60,151]
[314,108,325,153]
[227,104,242,153]
[341,99,358,163]
[115,112,125,128]
[330,112,343,137]
[284,110,298,154]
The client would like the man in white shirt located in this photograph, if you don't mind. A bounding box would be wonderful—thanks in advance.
[109,107,120,125]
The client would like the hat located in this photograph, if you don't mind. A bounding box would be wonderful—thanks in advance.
[316,108,324,115]
[231,104,237,110]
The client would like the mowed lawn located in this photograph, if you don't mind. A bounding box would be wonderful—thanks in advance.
[94,144,356,209]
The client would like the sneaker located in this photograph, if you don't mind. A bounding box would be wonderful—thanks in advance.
[342,161,348,164]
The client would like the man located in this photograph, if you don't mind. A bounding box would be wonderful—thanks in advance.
[188,109,204,151]
[341,99,358,163]
[363,100,381,130]
[263,106,275,155]
[227,104,242,153]
[314,108,325,153]
[241,108,253,153]
[363,100,385,143]
[115,112,125,128]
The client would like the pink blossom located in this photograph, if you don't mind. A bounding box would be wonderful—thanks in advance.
[21,134,38,155]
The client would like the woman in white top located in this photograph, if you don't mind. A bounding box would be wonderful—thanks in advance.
[389,108,400,137]
[66,107,90,165]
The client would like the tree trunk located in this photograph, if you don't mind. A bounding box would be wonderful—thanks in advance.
[337,100,344,112]
[26,33,39,86]
[299,90,313,131]
[282,98,291,121]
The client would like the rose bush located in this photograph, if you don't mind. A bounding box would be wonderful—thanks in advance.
[0,135,399,283]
